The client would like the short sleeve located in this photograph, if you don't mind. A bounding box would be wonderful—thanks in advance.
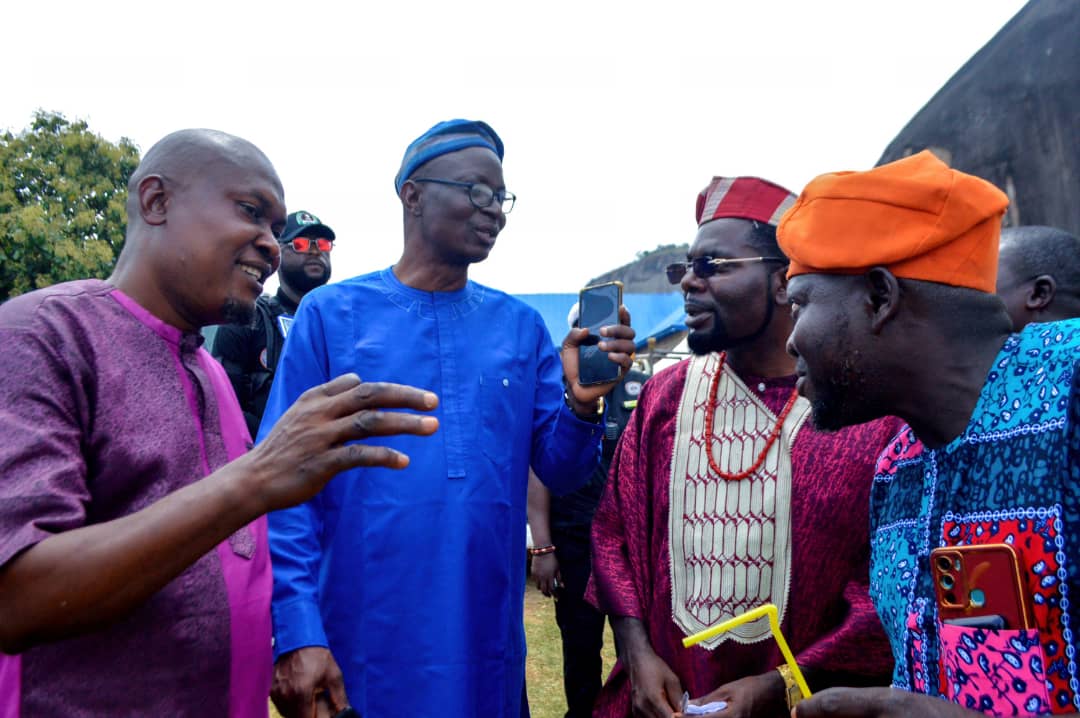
[0,323,90,568]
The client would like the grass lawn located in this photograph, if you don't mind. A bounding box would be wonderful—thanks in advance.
[524,583,618,718]
[270,583,617,718]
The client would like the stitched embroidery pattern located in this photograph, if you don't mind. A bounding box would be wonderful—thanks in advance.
[667,354,810,647]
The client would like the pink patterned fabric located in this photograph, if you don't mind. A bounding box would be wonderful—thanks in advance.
[939,623,1050,715]
[588,359,901,716]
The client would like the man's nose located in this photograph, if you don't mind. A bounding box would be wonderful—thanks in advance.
[480,199,505,224]
[785,332,799,359]
[680,265,705,294]
[256,231,281,272]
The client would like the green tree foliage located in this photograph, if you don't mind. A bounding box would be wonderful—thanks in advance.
[0,111,140,301]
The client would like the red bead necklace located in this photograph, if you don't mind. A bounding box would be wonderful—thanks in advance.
[703,352,800,481]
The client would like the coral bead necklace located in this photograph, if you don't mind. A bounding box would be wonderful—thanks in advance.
[704,352,800,481]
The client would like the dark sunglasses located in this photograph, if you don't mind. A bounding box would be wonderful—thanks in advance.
[665,256,786,284]
[282,237,334,253]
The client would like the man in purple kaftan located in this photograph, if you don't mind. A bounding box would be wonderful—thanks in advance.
[0,129,437,717]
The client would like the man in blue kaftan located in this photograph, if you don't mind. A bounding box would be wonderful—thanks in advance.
[260,120,637,718]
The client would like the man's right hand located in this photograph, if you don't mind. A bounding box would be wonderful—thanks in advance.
[627,648,684,718]
[272,646,348,718]
[0,375,438,655]
[530,552,561,597]
[243,373,439,513]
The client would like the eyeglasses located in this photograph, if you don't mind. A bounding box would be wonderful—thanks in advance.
[282,237,334,253]
[665,256,786,284]
[411,178,516,214]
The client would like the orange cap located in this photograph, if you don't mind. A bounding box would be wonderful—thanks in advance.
[777,151,1009,293]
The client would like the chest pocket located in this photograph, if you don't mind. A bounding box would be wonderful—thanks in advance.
[478,369,526,473]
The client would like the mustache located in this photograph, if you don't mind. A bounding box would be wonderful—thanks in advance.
[684,298,713,313]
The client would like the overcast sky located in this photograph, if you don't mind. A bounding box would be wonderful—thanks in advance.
[3,0,1027,294]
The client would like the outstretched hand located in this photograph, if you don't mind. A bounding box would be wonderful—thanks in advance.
[245,373,439,513]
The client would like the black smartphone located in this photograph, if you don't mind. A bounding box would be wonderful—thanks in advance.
[578,281,623,386]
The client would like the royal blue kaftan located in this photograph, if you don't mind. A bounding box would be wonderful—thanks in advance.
[260,268,602,717]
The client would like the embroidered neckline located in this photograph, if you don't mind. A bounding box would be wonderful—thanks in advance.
[704,351,800,480]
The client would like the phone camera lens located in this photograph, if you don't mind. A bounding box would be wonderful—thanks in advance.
[936,556,952,571]
[939,574,954,590]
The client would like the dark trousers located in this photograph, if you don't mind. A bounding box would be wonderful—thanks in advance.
[552,526,607,718]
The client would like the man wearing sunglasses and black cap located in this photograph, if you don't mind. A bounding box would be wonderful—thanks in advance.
[212,210,335,437]
[589,177,900,718]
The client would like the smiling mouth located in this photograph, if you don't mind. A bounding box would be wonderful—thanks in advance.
[238,263,269,283]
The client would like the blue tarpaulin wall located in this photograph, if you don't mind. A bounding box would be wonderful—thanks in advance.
[513,292,685,351]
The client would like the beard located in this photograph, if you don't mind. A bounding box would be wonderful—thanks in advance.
[687,311,735,356]
[281,263,329,295]
[808,349,871,432]
[686,296,774,357]
[221,296,255,327]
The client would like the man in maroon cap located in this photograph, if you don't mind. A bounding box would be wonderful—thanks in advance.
[588,177,900,718]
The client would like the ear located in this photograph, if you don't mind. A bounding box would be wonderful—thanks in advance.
[137,175,168,227]
[1026,275,1056,311]
[400,180,423,217]
[864,266,901,334]
[771,266,789,305]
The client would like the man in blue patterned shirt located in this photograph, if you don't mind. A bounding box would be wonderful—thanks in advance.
[777,151,1080,717]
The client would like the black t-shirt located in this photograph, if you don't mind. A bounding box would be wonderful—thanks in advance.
[210,290,297,438]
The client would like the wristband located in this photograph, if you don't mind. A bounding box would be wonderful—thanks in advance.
[528,544,556,557]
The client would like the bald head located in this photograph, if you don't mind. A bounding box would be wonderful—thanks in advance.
[997,225,1080,329]
[110,128,286,332]
[126,129,281,229]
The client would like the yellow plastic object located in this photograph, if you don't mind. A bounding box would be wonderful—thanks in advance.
[680,603,811,700]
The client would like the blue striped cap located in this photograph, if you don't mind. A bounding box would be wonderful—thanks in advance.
[394,119,504,194]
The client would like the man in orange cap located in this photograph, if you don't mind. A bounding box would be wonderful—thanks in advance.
[588,176,899,718]
[781,151,1080,717]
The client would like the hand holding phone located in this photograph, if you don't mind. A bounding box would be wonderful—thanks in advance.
[577,281,624,386]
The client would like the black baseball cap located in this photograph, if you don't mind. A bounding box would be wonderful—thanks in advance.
[280,210,336,242]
